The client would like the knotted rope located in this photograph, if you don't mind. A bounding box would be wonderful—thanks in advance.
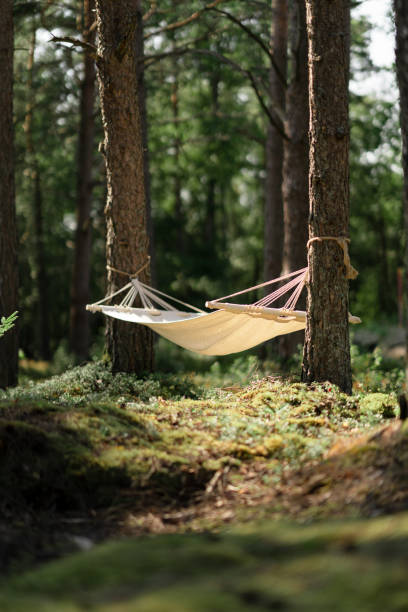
[107,256,151,279]
[307,236,358,280]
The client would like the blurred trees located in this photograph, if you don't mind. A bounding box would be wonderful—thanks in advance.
[394,0,408,380]
[9,0,403,368]
[69,0,96,361]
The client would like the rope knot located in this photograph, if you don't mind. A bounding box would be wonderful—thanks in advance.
[307,236,358,280]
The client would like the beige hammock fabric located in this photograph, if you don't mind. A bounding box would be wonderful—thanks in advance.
[87,269,361,356]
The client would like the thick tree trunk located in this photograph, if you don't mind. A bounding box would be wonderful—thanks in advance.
[95,0,153,373]
[0,0,18,387]
[394,0,408,382]
[301,0,352,393]
[280,0,309,359]
[263,0,287,283]
[69,0,96,361]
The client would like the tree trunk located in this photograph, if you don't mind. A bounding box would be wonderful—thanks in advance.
[95,0,153,373]
[24,25,51,360]
[0,0,18,387]
[280,0,309,360]
[69,0,96,361]
[263,0,287,284]
[394,0,408,383]
[301,0,352,393]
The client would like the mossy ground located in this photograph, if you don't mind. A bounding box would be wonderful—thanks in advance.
[0,356,407,609]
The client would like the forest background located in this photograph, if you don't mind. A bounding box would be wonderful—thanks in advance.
[9,0,403,373]
[4,1,408,603]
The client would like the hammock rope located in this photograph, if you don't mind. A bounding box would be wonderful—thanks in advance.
[86,245,361,357]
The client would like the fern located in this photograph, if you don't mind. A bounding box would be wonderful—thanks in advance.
[0,311,18,338]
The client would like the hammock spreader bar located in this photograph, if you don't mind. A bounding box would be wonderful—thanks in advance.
[86,262,360,357]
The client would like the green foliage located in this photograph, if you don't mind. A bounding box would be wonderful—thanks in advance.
[0,312,18,338]
[351,344,405,393]
[1,361,202,405]
[11,2,403,358]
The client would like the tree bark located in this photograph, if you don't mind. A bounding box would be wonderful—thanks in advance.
[301,0,352,393]
[0,0,18,387]
[394,0,408,383]
[280,0,309,359]
[95,0,153,373]
[263,0,287,284]
[69,0,96,361]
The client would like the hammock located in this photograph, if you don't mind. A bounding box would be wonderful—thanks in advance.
[87,267,361,356]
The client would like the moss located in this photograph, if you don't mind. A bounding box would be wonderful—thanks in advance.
[359,393,397,419]
[3,514,408,611]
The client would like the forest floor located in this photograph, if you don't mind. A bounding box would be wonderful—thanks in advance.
[1,350,408,610]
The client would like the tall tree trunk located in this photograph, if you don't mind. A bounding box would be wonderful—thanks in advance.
[302,0,352,393]
[24,25,51,360]
[95,0,153,373]
[69,0,96,361]
[394,0,408,383]
[263,0,287,283]
[279,0,309,360]
[0,0,18,387]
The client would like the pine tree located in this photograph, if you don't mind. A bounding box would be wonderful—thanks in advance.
[0,0,18,387]
[95,0,153,373]
[301,0,352,393]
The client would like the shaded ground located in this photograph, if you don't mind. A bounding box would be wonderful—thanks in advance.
[1,361,407,608]
[2,513,408,611]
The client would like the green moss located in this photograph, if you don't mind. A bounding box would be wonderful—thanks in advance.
[359,393,397,419]
[3,514,408,611]
[0,373,398,520]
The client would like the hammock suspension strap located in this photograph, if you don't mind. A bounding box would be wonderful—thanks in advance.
[307,236,358,280]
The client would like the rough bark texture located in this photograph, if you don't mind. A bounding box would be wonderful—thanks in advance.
[95,0,153,373]
[280,0,309,359]
[394,0,408,383]
[263,0,287,283]
[70,0,96,361]
[0,0,18,387]
[301,0,352,393]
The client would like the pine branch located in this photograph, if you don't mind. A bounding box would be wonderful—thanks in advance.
[192,49,286,137]
[143,1,157,22]
[48,34,96,54]
[144,0,225,40]
[210,7,287,86]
